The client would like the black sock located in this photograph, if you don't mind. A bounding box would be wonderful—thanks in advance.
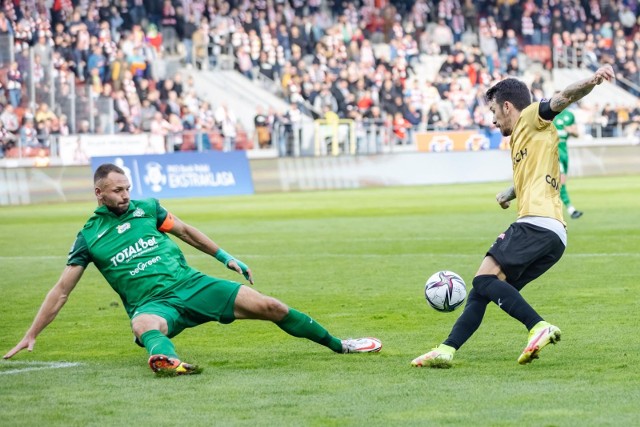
[443,289,490,350]
[473,274,543,330]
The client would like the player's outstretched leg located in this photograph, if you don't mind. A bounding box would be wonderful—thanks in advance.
[233,286,382,354]
[275,308,382,353]
[411,344,455,368]
[518,321,561,365]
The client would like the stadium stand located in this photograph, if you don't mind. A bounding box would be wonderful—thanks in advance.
[1,0,639,160]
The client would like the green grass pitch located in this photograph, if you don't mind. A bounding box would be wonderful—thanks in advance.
[1,175,639,426]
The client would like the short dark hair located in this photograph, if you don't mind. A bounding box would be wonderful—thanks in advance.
[94,163,125,184]
[485,78,532,111]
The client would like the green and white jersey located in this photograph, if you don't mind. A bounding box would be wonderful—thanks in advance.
[553,109,575,157]
[67,198,198,317]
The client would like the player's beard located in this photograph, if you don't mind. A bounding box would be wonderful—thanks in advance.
[107,201,130,216]
[499,126,512,137]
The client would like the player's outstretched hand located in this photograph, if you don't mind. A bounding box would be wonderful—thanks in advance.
[593,64,615,85]
[228,259,254,285]
[3,337,35,359]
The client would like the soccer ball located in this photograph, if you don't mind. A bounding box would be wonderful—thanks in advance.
[424,270,467,312]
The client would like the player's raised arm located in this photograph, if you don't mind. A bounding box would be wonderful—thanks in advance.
[550,64,615,113]
[3,264,85,359]
[164,213,254,284]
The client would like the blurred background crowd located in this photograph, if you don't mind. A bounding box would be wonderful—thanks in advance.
[1,0,640,159]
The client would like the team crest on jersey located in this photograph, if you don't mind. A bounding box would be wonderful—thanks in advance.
[133,208,145,217]
[117,223,131,234]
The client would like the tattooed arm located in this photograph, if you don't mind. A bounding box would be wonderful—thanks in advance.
[550,65,615,112]
[496,185,516,209]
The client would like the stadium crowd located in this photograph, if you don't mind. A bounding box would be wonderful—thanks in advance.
[1,0,640,159]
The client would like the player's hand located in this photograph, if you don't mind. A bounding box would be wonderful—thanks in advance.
[228,259,254,285]
[593,64,614,85]
[3,336,35,359]
[496,192,511,209]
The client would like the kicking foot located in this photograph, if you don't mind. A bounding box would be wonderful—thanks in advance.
[518,321,561,365]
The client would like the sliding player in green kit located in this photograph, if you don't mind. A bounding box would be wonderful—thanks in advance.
[553,107,583,219]
[4,163,382,375]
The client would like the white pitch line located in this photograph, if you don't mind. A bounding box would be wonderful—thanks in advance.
[0,361,81,375]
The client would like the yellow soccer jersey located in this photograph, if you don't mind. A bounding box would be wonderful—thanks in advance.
[510,102,566,226]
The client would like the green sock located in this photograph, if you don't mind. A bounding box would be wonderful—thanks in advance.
[560,184,571,207]
[139,330,179,358]
[276,308,343,353]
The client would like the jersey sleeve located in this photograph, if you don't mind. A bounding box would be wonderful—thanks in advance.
[538,99,560,122]
[527,102,553,131]
[154,198,174,232]
[67,232,91,267]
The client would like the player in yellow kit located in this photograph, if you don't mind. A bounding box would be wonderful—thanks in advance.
[412,64,614,368]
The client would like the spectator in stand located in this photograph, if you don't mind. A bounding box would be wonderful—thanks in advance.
[254,106,271,149]
[35,103,57,124]
[0,122,11,157]
[182,14,197,66]
[139,99,157,132]
[403,101,423,128]
[145,24,163,53]
[392,111,410,145]
[313,85,338,114]
[20,119,39,148]
[450,99,473,130]
[57,114,70,136]
[168,113,184,150]
[150,111,171,136]
[160,0,178,54]
[6,61,23,108]
[216,103,238,152]
[601,104,619,137]
[192,21,209,69]
[113,90,130,124]
[433,19,454,55]
[1,104,20,137]
[0,10,12,36]
[426,103,446,131]
[165,91,181,117]
[281,102,303,156]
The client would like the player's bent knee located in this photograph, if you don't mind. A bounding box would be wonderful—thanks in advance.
[472,275,497,294]
[131,313,169,337]
[261,296,289,320]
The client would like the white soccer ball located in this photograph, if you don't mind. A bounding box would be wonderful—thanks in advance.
[424,270,467,312]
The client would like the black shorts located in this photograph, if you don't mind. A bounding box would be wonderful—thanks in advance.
[487,222,565,290]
